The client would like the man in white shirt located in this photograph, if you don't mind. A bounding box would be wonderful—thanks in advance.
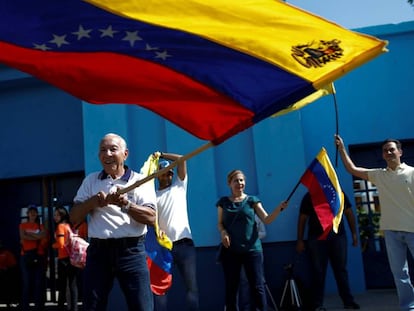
[154,152,199,311]
[70,133,156,311]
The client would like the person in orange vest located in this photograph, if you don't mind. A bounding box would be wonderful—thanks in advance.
[19,205,47,311]
[52,206,79,311]
[0,239,19,308]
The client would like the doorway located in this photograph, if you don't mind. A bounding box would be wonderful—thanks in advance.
[0,171,84,304]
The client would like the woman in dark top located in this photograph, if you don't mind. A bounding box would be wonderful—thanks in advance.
[216,169,288,311]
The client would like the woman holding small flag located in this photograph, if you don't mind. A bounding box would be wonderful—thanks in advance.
[216,169,288,311]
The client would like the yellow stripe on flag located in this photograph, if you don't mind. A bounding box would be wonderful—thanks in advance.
[87,0,387,88]
[140,154,173,250]
[272,83,335,117]
[316,148,344,233]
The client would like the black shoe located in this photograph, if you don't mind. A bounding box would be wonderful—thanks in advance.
[344,301,360,309]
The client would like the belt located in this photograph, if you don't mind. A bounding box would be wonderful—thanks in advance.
[173,238,193,246]
[90,235,145,248]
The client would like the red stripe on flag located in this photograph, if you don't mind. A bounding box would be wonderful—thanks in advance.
[0,42,254,143]
[146,257,173,296]
[301,169,334,232]
[318,223,333,240]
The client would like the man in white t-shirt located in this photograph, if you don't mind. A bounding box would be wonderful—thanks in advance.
[154,152,199,311]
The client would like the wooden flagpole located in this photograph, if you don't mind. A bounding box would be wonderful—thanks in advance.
[118,141,214,194]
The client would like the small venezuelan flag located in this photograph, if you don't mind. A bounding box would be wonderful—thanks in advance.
[140,154,173,295]
[300,148,344,239]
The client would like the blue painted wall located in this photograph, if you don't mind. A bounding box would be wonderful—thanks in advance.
[0,68,84,179]
[1,21,413,310]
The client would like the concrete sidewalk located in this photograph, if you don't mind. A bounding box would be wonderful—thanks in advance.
[0,289,400,310]
[324,288,400,311]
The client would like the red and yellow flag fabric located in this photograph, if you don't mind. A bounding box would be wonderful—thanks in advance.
[0,0,387,144]
[140,154,173,295]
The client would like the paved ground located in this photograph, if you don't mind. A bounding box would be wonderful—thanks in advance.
[276,287,400,311]
[0,302,83,310]
[324,288,400,311]
[0,289,400,310]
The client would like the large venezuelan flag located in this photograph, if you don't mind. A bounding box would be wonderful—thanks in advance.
[300,148,344,238]
[0,0,387,144]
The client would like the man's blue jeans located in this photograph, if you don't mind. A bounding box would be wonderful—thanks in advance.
[83,236,153,311]
[307,233,354,308]
[154,238,199,311]
[384,230,414,311]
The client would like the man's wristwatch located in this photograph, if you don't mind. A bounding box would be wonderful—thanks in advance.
[121,201,132,214]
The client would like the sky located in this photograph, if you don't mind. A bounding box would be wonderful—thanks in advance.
[287,0,414,29]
